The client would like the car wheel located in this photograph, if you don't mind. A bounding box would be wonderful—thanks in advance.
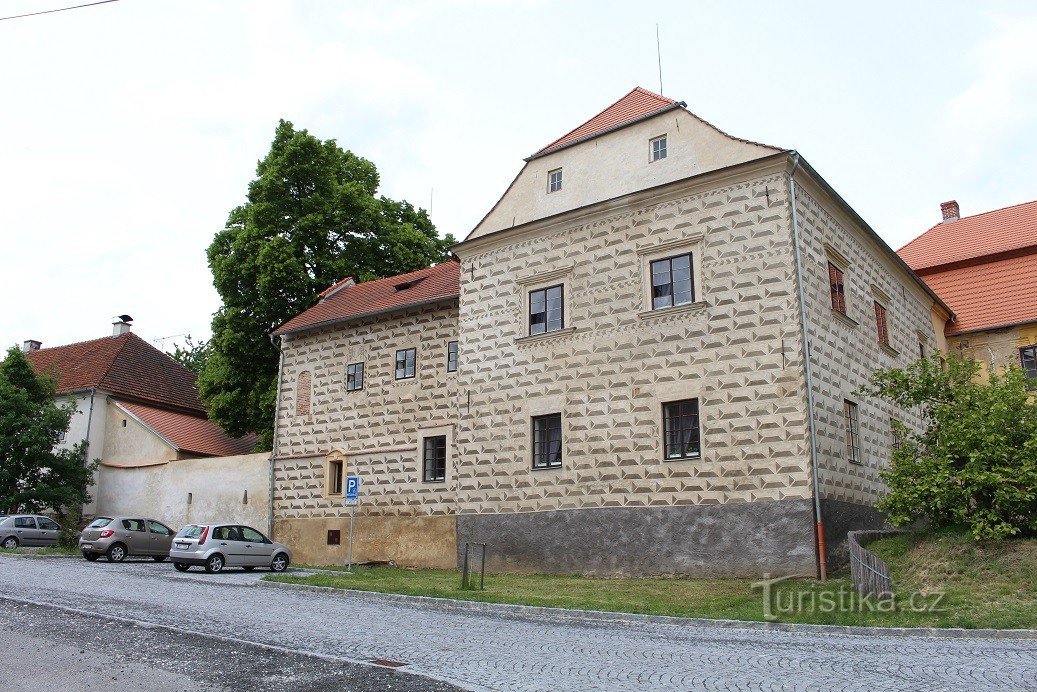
[83,552,99,562]
[270,552,290,572]
[151,556,167,562]
[106,543,127,563]
[204,554,225,574]
[242,566,255,572]
[1,537,18,550]
[173,562,190,572]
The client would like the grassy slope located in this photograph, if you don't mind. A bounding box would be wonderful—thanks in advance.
[270,532,1036,629]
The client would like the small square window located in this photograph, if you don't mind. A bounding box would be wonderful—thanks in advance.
[346,362,364,392]
[529,285,564,335]
[650,253,694,310]
[1021,346,1037,378]
[532,413,563,469]
[662,399,701,460]
[327,529,341,545]
[423,435,447,482]
[395,348,416,379]
[651,135,667,161]
[829,262,847,315]
[844,400,861,465]
[874,301,890,347]
[446,341,458,373]
[57,430,66,443]
[548,168,563,193]
[329,459,344,495]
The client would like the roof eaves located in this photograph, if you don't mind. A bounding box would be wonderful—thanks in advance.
[947,317,1037,336]
[525,103,684,161]
[273,294,459,337]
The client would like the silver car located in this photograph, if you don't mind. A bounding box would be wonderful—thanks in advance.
[0,514,60,549]
[78,516,176,562]
[169,524,291,573]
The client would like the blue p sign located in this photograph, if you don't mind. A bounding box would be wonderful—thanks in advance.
[345,475,360,500]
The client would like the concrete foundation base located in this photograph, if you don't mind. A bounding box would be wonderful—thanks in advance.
[456,499,819,578]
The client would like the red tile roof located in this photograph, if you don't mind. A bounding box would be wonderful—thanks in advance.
[274,261,461,336]
[918,252,1037,335]
[117,400,258,457]
[898,199,1037,271]
[530,87,680,159]
[26,332,205,413]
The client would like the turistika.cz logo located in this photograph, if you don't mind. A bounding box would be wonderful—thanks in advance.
[751,574,947,622]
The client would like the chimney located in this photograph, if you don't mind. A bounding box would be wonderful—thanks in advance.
[112,314,133,336]
[22,340,42,353]
[940,200,960,222]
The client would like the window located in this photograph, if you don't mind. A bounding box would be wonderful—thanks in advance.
[662,399,701,460]
[57,430,66,443]
[829,262,847,315]
[121,518,146,532]
[38,518,60,531]
[329,459,343,495]
[919,341,926,359]
[874,301,890,346]
[14,517,36,529]
[147,520,172,536]
[529,285,564,335]
[844,400,861,465]
[395,348,416,379]
[422,435,447,482]
[446,341,458,373]
[548,168,563,193]
[1021,346,1037,378]
[296,371,312,416]
[241,527,266,543]
[532,413,563,469]
[346,362,364,392]
[890,418,902,452]
[650,253,694,309]
[651,135,667,161]
[327,529,341,545]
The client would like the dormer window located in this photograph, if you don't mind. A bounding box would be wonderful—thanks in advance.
[651,135,667,161]
[394,277,425,292]
[548,168,563,193]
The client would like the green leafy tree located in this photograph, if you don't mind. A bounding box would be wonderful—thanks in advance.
[0,347,97,545]
[859,353,1037,540]
[167,335,210,376]
[200,120,454,447]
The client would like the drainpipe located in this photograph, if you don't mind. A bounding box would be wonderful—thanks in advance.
[787,153,828,581]
[267,334,286,537]
[83,387,97,518]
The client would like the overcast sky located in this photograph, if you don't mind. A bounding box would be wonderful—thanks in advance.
[2,0,1035,352]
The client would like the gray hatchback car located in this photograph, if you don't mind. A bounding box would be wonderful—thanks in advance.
[169,524,291,573]
[0,514,60,549]
[78,516,176,562]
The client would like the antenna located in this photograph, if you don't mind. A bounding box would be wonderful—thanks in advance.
[656,23,663,95]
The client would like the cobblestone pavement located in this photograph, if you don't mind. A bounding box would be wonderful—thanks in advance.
[1,556,1034,691]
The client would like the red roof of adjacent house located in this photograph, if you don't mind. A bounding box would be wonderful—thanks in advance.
[274,261,461,336]
[897,199,1037,272]
[117,400,258,457]
[26,332,205,413]
[530,87,680,159]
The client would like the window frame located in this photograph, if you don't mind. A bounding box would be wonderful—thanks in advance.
[1021,345,1037,378]
[395,348,417,380]
[874,300,890,347]
[844,400,862,465]
[890,418,902,452]
[650,134,667,162]
[829,262,847,315]
[446,341,458,373]
[547,168,563,193]
[662,398,702,461]
[649,253,695,311]
[328,459,344,495]
[422,435,447,483]
[346,362,364,392]
[528,284,565,336]
[531,413,563,470]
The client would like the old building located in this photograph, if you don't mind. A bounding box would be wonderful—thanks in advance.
[899,199,1037,375]
[272,88,950,577]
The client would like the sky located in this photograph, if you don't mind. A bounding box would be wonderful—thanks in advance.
[2,0,1035,352]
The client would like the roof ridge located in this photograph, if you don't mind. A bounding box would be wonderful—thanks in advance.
[900,199,1037,252]
[27,332,119,353]
[95,331,134,389]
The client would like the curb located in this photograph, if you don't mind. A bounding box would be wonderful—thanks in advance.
[258,578,1037,640]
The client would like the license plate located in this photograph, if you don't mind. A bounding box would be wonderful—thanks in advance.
[175,543,189,550]
[82,543,92,549]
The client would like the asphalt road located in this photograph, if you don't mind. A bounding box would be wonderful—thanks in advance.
[0,555,1035,691]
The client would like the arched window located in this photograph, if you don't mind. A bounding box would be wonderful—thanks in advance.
[296,370,312,416]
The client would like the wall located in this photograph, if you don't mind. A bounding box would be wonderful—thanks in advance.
[94,452,270,531]
[949,323,1037,377]
[102,400,177,466]
[472,109,777,238]
[273,301,460,568]
[55,390,108,516]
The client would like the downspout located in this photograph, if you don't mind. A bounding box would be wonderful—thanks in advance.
[83,387,97,517]
[787,153,828,580]
[268,334,286,537]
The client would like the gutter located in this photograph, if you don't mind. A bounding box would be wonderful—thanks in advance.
[267,333,286,536]
[787,153,828,581]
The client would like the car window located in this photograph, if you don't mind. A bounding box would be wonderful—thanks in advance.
[87,517,113,529]
[14,517,36,529]
[176,525,205,539]
[122,519,146,532]
[38,518,60,531]
[212,526,228,541]
[240,527,265,543]
[147,520,172,536]
[222,526,243,541]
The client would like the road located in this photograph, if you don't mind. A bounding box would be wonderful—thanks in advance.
[0,556,1034,691]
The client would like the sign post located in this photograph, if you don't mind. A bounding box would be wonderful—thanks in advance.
[344,475,360,572]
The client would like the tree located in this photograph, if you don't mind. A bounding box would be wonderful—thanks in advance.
[167,335,210,376]
[200,120,454,447]
[859,353,1037,540]
[0,347,97,545]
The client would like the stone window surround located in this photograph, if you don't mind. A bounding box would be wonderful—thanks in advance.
[323,455,345,498]
[844,398,862,466]
[414,423,453,483]
[522,394,566,474]
[446,340,458,374]
[394,346,418,381]
[636,236,705,320]
[871,284,899,356]
[514,265,575,344]
[641,379,707,464]
[824,243,857,328]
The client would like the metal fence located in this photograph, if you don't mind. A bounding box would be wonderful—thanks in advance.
[847,529,903,598]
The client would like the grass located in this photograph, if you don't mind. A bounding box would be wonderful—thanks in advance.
[268,531,1037,629]
[0,545,78,556]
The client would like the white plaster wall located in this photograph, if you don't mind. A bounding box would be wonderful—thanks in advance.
[54,391,108,516]
[102,401,177,466]
[471,109,778,238]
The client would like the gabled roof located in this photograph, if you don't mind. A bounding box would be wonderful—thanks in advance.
[115,400,258,457]
[529,87,681,159]
[26,332,204,413]
[274,261,460,336]
[897,199,1037,272]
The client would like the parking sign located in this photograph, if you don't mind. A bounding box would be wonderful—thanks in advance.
[345,475,360,501]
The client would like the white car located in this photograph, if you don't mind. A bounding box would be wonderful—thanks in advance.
[168,523,291,574]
